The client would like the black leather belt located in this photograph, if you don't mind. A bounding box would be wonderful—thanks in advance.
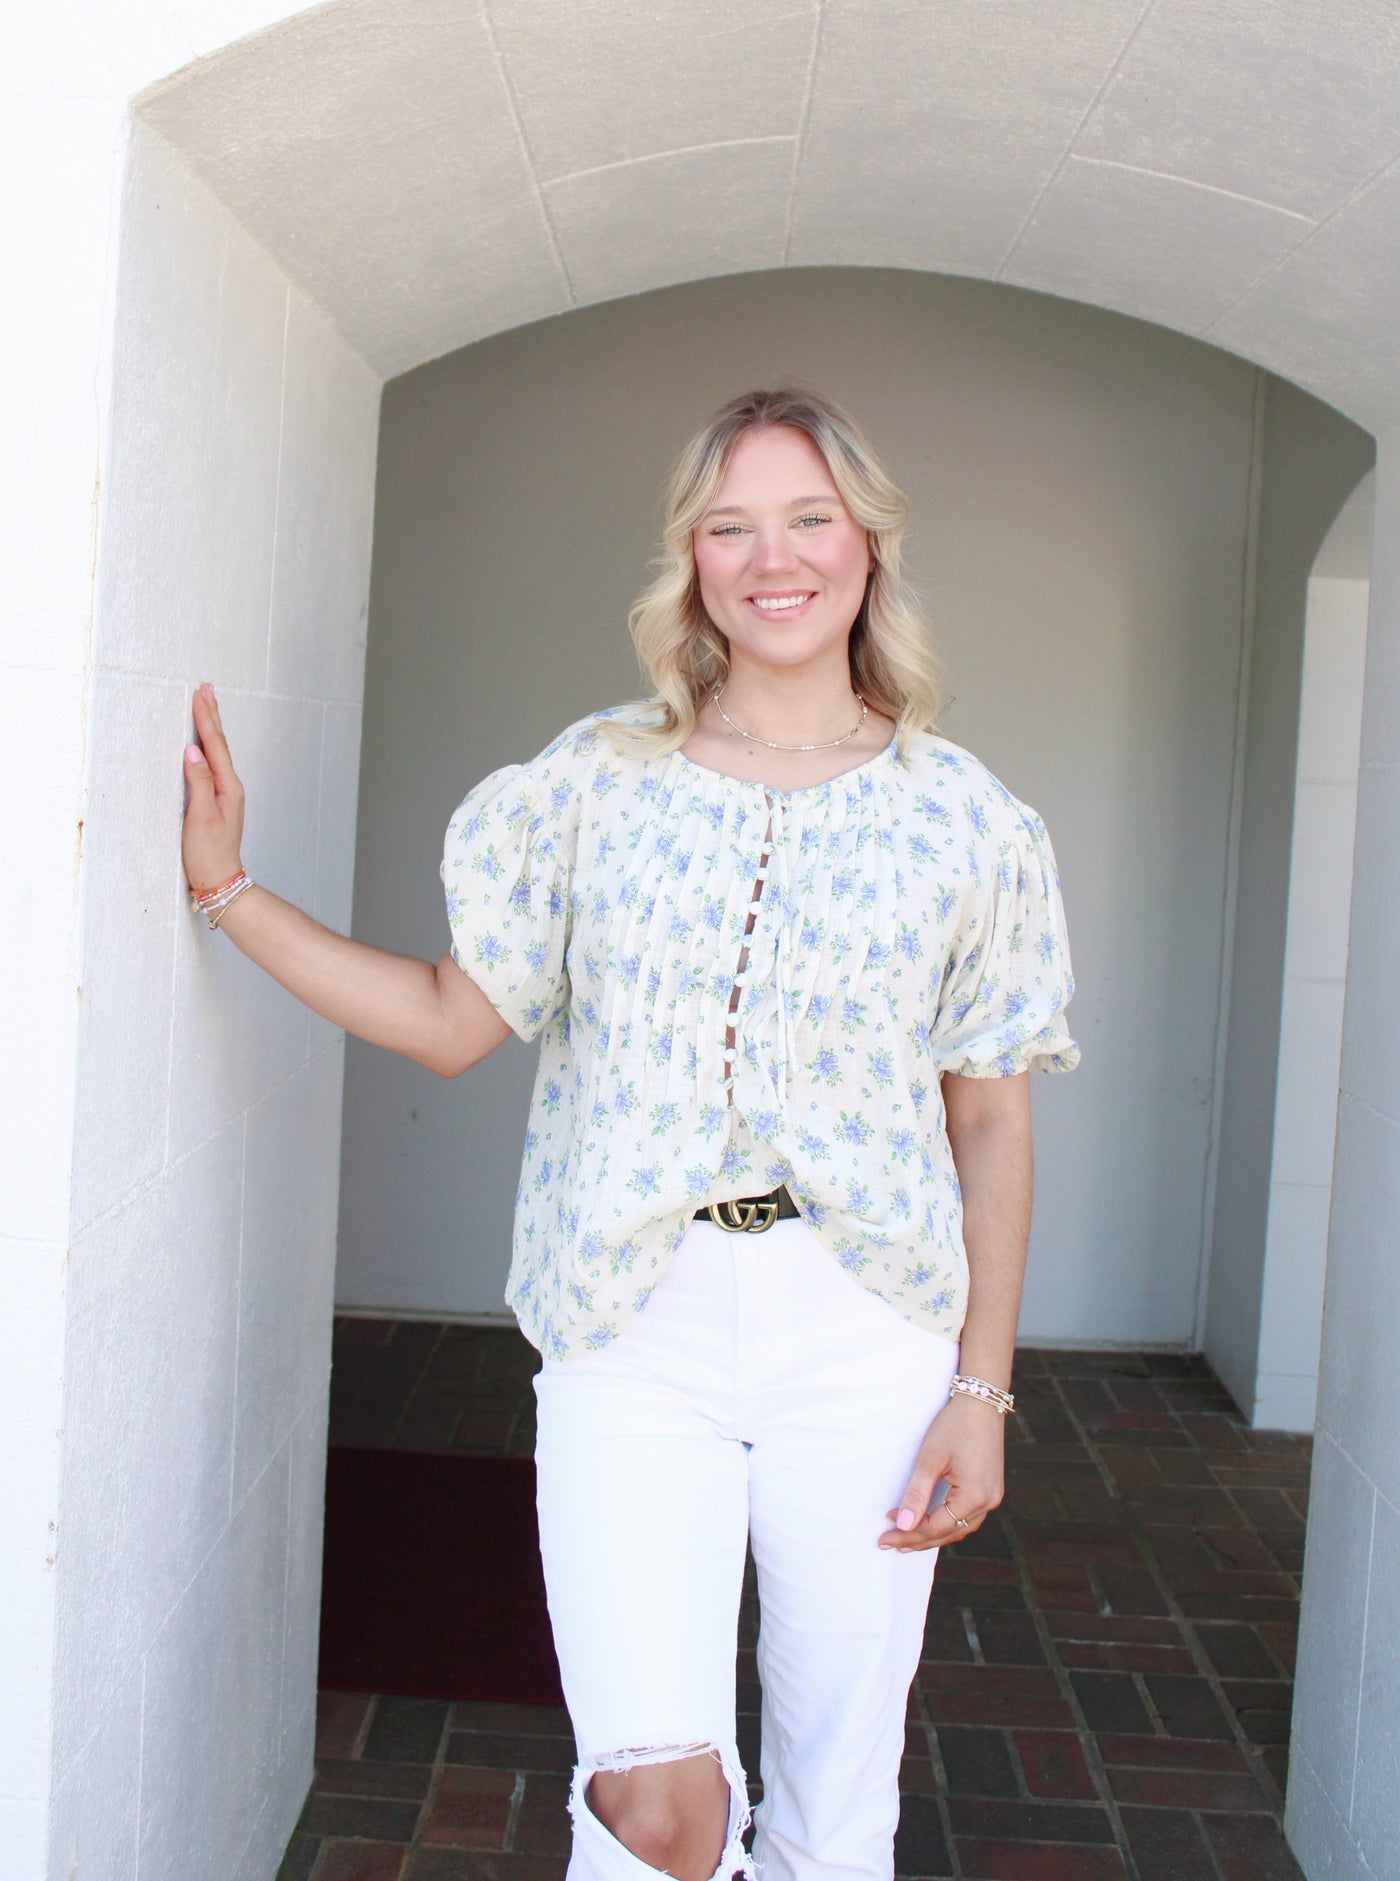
[694,1184,801,1233]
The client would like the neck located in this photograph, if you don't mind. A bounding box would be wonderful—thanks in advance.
[715,655,862,746]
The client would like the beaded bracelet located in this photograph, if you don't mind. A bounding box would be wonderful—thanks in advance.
[191,868,255,931]
[949,1373,1016,1415]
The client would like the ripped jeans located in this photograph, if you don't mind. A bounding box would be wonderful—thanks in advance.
[533,1213,962,1881]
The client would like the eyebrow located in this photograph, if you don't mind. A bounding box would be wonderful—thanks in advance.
[700,494,841,520]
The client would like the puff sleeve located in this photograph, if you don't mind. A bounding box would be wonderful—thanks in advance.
[440,757,579,1044]
[932,796,1080,1078]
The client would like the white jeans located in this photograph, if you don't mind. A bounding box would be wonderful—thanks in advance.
[532,1213,961,1881]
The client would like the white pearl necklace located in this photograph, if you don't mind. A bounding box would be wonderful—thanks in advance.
[710,684,868,751]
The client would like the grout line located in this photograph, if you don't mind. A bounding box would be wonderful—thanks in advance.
[782,0,825,267]
[1345,1484,1377,1827]
[311,698,328,937]
[228,1110,248,1522]
[1065,154,1314,224]
[480,0,578,306]
[541,132,796,191]
[90,666,367,708]
[131,1656,148,1881]
[995,0,1160,277]
[263,286,293,695]
[1201,148,1400,340]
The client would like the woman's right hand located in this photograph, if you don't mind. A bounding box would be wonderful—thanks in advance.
[182,682,246,895]
[176,679,512,1077]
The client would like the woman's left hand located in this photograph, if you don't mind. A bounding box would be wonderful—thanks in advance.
[878,1393,1006,1551]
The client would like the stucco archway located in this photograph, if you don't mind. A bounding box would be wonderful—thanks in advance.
[10,5,1400,1877]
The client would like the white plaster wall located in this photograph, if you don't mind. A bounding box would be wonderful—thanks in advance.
[3,11,356,1872]
[46,119,379,1881]
[1255,559,1370,1432]
[339,268,1263,1345]
[1288,436,1400,1881]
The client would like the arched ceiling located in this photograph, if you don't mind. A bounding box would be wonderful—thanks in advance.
[139,0,1400,428]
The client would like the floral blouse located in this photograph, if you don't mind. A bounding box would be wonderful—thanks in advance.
[442,699,1079,1361]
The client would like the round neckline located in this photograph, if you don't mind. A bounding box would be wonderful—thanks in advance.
[671,731,900,799]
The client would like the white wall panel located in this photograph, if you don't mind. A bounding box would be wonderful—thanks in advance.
[45,1669,143,1881]
[266,290,380,707]
[1212,161,1400,433]
[1336,754,1400,1126]
[139,0,570,377]
[791,0,1145,275]
[1004,157,1309,336]
[69,676,188,1231]
[1352,1491,1400,1861]
[1282,783,1359,982]
[53,1128,242,1777]
[1297,434,1400,1872]
[544,140,794,307]
[1257,1183,1331,1375]
[1075,0,1400,221]
[233,1047,342,1504]
[490,0,817,182]
[165,690,321,1164]
[1290,1432,1374,1834]
[1298,579,1370,774]
[95,127,285,692]
[135,1444,290,1881]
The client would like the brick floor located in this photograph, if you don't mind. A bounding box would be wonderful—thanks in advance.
[278,1322,1310,1880]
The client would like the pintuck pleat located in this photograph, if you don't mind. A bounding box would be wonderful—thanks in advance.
[441,702,1080,1361]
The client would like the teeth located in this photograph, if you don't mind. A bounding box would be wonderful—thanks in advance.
[751,594,812,611]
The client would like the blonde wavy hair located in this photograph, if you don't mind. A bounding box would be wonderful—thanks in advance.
[598,386,944,760]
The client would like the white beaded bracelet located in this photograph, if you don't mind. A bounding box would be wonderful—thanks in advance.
[191,868,255,931]
[949,1373,1016,1415]
[207,874,254,930]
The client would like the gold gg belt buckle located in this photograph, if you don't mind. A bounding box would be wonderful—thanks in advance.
[705,1192,781,1233]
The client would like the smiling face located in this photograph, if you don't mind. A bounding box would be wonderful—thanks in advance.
[692,424,874,678]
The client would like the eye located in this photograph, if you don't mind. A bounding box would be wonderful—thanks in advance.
[794,512,833,529]
[708,523,745,538]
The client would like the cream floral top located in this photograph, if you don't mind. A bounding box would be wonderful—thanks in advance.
[442,699,1079,1361]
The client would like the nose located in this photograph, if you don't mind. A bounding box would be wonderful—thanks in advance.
[749,520,800,576]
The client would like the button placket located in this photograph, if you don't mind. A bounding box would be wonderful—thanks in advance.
[722,799,775,1107]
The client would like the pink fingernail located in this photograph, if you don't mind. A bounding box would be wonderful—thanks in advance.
[896,1509,918,1532]
[186,744,204,763]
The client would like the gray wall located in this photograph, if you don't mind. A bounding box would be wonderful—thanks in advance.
[338,266,1340,1353]
[1204,383,1374,1414]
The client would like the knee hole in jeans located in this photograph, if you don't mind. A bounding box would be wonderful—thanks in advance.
[572,1742,752,1881]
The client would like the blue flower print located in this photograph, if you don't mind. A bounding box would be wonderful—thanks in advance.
[868,1048,895,1087]
[441,705,1077,1359]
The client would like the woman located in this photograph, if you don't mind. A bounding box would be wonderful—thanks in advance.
[181,387,1078,1881]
